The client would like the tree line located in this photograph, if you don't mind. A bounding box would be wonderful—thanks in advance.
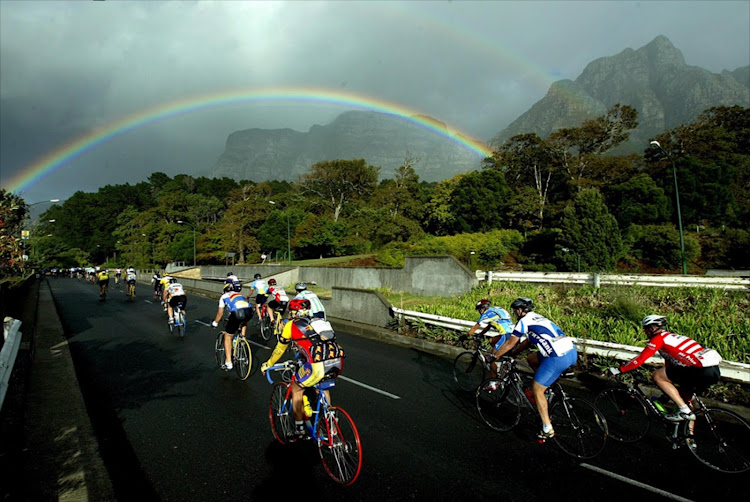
[2,104,747,277]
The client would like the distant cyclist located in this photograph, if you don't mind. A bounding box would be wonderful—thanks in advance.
[96,268,110,298]
[212,283,253,370]
[294,282,326,319]
[267,278,289,314]
[225,272,242,292]
[114,268,122,285]
[460,299,513,376]
[248,273,270,320]
[163,278,187,324]
[608,315,722,422]
[151,271,162,298]
[125,266,137,295]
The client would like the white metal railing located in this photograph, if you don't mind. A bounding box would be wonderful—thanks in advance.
[1,317,23,411]
[390,307,749,383]
[476,270,749,290]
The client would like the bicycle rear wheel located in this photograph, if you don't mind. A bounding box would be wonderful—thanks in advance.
[234,337,252,380]
[269,382,296,444]
[214,332,226,368]
[178,312,186,338]
[259,311,272,341]
[594,388,650,442]
[453,351,486,392]
[686,407,750,473]
[317,406,362,486]
[475,378,520,432]
[550,396,608,459]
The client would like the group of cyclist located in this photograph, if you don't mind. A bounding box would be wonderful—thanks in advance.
[465,297,723,441]
[91,265,137,299]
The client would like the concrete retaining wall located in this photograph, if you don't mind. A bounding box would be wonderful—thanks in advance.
[329,287,393,328]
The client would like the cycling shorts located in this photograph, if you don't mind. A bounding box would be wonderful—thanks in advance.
[534,349,577,387]
[666,365,721,396]
[491,334,507,351]
[169,295,187,309]
[268,299,288,312]
[98,279,110,287]
[255,294,269,305]
[225,310,250,335]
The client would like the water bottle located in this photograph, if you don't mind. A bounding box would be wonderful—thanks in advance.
[651,396,666,414]
[303,395,314,417]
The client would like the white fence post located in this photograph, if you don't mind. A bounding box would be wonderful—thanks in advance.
[1,317,23,411]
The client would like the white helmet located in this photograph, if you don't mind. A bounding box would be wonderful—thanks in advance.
[641,315,667,328]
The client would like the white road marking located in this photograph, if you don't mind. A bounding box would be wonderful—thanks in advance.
[195,320,211,327]
[580,463,693,502]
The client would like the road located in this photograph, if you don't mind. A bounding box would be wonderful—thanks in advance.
[48,278,745,501]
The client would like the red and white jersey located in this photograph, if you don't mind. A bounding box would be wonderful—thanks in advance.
[269,286,289,302]
[620,330,722,372]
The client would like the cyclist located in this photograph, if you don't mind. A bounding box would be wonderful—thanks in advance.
[96,267,110,298]
[294,282,326,319]
[267,278,289,314]
[114,267,122,285]
[159,275,172,309]
[608,315,722,422]
[212,283,253,370]
[125,266,137,295]
[459,299,513,376]
[248,273,270,320]
[493,297,577,441]
[151,271,162,299]
[163,277,187,324]
[261,298,345,438]
[225,272,242,292]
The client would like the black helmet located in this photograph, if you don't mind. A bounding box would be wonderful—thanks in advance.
[227,272,233,277]
[475,299,491,312]
[295,282,307,292]
[510,297,534,312]
[223,283,233,292]
[254,273,262,280]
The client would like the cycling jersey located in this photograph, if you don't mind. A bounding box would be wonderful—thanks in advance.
[477,307,513,335]
[126,269,136,282]
[166,283,186,298]
[218,291,251,313]
[269,286,289,302]
[250,279,269,295]
[295,290,325,318]
[511,311,575,358]
[97,271,109,282]
[225,275,242,292]
[619,330,722,372]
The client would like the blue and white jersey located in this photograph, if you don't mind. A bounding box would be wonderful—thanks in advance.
[477,307,513,335]
[250,279,269,295]
[511,311,575,358]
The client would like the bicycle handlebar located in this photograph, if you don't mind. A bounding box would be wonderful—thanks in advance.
[264,361,295,384]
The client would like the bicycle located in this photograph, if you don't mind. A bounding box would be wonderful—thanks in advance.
[476,356,608,459]
[214,330,252,380]
[452,333,503,392]
[126,281,136,301]
[594,370,750,473]
[168,304,187,339]
[265,360,362,485]
[258,302,274,342]
[99,281,109,301]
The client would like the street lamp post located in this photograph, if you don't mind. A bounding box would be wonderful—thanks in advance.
[177,221,196,267]
[650,141,687,275]
[268,201,291,265]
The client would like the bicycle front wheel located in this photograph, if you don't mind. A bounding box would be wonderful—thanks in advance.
[214,332,226,369]
[259,313,272,341]
[234,337,252,380]
[550,397,608,459]
[453,351,486,392]
[269,382,295,444]
[475,378,520,432]
[317,406,362,486]
[686,407,750,473]
[594,388,650,442]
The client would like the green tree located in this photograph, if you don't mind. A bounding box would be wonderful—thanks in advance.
[450,169,511,233]
[607,173,669,228]
[625,224,700,271]
[559,188,623,271]
[301,159,379,221]
[0,189,27,277]
[422,175,462,236]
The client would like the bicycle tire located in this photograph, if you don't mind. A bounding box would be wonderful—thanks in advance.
[594,388,650,443]
[453,351,486,392]
[178,312,186,339]
[269,382,295,444]
[685,407,750,473]
[317,406,363,486]
[475,378,520,432]
[214,332,226,369]
[234,337,252,380]
[259,311,272,341]
[550,396,608,459]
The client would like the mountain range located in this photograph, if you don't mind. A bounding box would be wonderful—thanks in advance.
[212,35,750,183]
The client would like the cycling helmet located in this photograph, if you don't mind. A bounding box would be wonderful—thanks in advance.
[254,273,262,280]
[223,283,234,292]
[641,315,667,328]
[288,298,311,312]
[268,278,277,286]
[295,282,307,292]
[169,277,178,284]
[475,299,491,312]
[510,297,534,312]
[227,272,233,277]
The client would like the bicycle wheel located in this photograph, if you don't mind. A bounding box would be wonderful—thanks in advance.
[550,396,608,459]
[214,332,226,368]
[259,311,272,341]
[178,312,186,338]
[594,388,650,442]
[453,351,486,392]
[317,406,362,486]
[475,378,520,432]
[269,382,295,444]
[234,337,252,380]
[686,407,750,473]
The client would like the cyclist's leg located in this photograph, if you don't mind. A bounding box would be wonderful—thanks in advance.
[535,350,576,433]
[653,367,689,409]
[223,315,239,366]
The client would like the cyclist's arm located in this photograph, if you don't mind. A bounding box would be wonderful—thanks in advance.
[619,341,660,373]
[262,322,293,371]
[213,306,225,325]
[493,334,521,358]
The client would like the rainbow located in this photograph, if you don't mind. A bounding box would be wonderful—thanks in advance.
[4,87,494,194]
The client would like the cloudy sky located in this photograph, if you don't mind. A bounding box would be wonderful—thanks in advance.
[1,0,749,204]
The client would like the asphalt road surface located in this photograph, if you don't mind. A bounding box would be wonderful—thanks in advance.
[49,278,746,501]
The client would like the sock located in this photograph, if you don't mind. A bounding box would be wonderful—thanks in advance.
[679,405,691,414]
[542,423,553,433]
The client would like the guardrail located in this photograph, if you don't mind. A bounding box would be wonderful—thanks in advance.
[1,317,23,411]
[391,307,750,383]
[476,271,750,290]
